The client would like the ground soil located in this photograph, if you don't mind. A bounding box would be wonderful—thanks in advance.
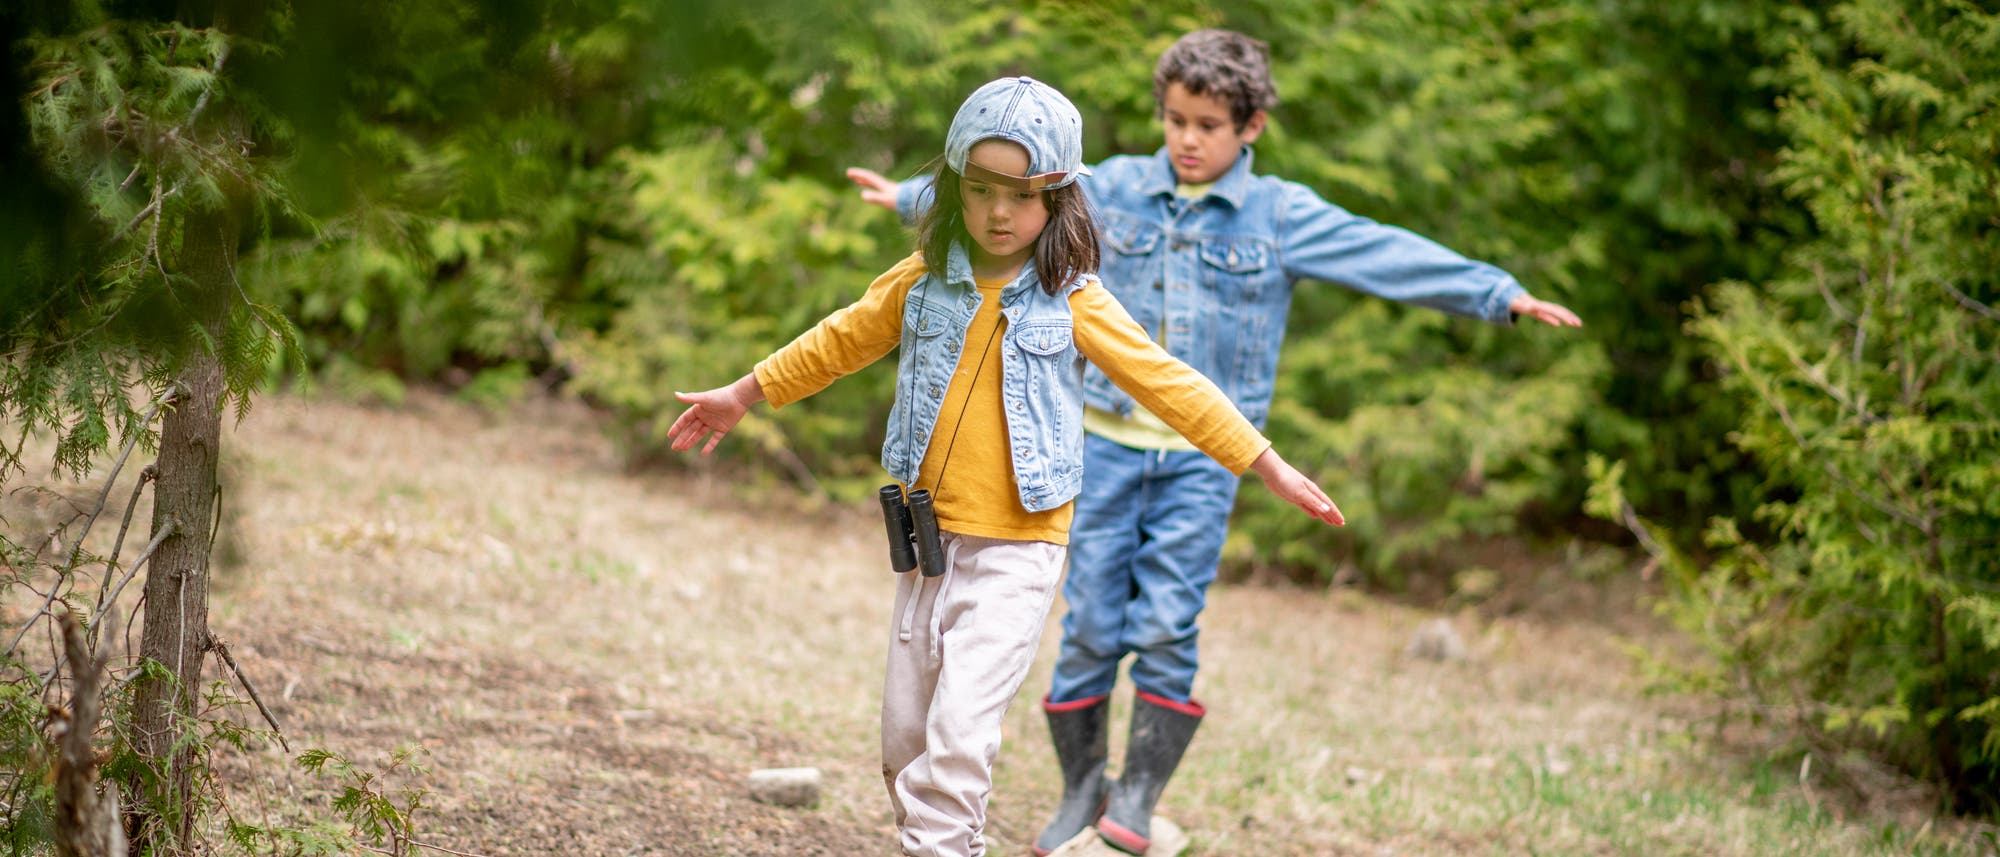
[9,390,1980,856]
[201,392,903,855]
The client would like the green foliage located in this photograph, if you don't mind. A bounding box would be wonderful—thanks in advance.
[1595,0,2000,813]
[296,746,435,856]
[6,11,300,479]
[570,141,894,497]
[5,0,1716,581]
[0,674,55,855]
[1217,0,1798,582]
[3,3,522,848]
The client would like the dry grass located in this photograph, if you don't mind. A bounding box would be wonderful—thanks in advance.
[5,390,1994,856]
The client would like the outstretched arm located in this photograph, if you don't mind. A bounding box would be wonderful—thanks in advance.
[1071,284,1344,528]
[1248,448,1345,526]
[668,374,766,456]
[1279,183,1528,324]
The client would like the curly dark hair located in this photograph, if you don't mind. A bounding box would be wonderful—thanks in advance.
[1152,29,1278,130]
[915,156,1101,296]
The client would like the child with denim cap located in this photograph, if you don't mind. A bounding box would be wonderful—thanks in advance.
[848,30,1583,856]
[670,75,1343,857]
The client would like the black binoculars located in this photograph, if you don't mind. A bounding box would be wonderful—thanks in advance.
[879,484,945,577]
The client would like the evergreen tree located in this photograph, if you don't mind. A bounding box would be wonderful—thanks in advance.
[1598,0,2000,812]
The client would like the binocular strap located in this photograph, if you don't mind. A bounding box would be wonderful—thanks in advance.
[897,532,962,662]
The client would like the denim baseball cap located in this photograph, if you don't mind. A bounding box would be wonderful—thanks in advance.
[944,76,1091,190]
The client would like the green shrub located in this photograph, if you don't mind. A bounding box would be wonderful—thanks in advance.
[1594,0,2000,813]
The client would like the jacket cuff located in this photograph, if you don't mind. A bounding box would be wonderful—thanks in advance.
[895,178,932,228]
[1483,276,1527,326]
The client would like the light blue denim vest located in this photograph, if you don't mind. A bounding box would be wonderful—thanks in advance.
[900,148,1524,429]
[881,242,1089,513]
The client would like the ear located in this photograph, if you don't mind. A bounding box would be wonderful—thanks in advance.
[1238,109,1268,145]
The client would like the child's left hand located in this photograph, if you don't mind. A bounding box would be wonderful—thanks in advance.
[667,374,765,456]
[1507,294,1583,327]
[1248,448,1345,527]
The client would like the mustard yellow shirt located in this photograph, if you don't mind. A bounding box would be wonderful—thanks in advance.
[754,252,1269,544]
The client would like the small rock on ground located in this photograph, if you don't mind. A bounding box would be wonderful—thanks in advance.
[1045,816,1187,857]
[1405,617,1467,662]
[746,767,820,807]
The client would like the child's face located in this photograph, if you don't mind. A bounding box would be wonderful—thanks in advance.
[958,140,1050,275]
[1160,82,1266,186]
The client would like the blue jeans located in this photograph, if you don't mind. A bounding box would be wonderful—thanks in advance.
[1050,434,1242,704]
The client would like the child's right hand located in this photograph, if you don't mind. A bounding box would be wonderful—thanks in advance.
[1248,447,1346,527]
[846,167,902,213]
[667,375,764,456]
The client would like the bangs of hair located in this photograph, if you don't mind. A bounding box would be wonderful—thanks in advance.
[915,161,1102,297]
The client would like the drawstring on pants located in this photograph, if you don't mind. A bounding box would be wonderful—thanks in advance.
[896,533,960,659]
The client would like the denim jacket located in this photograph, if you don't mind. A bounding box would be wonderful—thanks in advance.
[881,242,1089,513]
[899,147,1524,428]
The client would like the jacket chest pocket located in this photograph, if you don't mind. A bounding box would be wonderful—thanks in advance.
[908,299,956,339]
[1198,238,1272,296]
[1105,218,1163,256]
[1013,320,1073,357]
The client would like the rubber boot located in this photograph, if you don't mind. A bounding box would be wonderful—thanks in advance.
[1097,692,1204,855]
[1032,694,1111,856]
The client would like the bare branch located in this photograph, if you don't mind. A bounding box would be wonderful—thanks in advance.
[94,465,157,619]
[6,388,176,660]
[112,194,161,243]
[1618,499,1666,560]
[58,386,177,575]
[5,580,67,662]
[1941,281,2000,323]
[91,518,177,651]
[209,636,289,753]
[54,611,129,857]
[183,41,230,131]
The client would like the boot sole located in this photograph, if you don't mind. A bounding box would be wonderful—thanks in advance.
[1096,818,1150,854]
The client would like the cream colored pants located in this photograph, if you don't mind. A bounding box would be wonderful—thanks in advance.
[881,532,1067,857]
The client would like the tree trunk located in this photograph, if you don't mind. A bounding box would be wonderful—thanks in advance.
[127,203,235,849]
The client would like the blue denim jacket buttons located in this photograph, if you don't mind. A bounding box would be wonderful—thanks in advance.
[881,242,1089,513]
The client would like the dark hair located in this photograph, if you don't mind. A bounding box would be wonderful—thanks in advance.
[915,157,1101,296]
[1153,29,1278,130]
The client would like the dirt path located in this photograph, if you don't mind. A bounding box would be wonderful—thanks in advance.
[173,392,1966,857]
[211,392,898,855]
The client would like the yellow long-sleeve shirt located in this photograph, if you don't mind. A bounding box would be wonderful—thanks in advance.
[754,252,1269,544]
